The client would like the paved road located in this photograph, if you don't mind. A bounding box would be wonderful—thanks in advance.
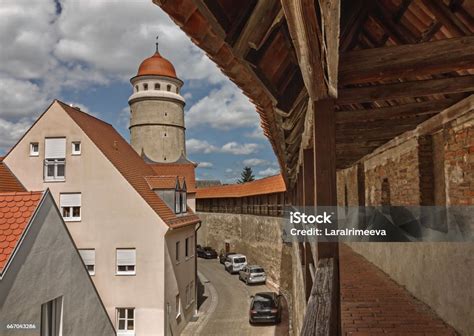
[194,258,289,336]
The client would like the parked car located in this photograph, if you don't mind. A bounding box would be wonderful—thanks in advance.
[249,292,282,324]
[224,254,247,274]
[219,251,237,264]
[239,265,266,285]
[197,246,218,259]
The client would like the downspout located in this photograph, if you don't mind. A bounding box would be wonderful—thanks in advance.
[194,221,201,316]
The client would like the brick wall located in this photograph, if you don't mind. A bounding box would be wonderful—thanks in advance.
[444,117,474,205]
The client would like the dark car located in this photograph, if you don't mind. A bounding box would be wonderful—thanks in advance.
[197,246,218,259]
[219,251,237,264]
[249,292,282,324]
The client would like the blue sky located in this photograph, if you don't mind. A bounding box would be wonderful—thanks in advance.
[0,0,279,183]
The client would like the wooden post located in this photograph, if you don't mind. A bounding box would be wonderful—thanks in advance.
[313,99,340,336]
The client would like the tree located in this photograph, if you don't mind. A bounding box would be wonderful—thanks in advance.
[237,166,255,184]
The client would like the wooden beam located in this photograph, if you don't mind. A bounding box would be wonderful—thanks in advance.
[422,0,471,36]
[339,36,474,85]
[371,1,417,45]
[335,99,458,123]
[337,75,474,104]
[282,0,340,99]
[233,0,282,58]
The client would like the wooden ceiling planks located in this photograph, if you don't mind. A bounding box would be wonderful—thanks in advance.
[155,0,474,181]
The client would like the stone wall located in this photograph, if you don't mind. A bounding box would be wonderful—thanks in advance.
[196,212,298,333]
[337,106,474,335]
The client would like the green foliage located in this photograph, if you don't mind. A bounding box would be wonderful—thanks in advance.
[237,166,255,184]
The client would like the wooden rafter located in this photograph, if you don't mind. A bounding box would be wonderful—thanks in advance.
[338,75,474,104]
[282,0,340,100]
[336,99,457,123]
[339,36,474,85]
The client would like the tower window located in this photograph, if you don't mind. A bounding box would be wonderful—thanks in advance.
[164,133,167,137]
[155,83,160,90]
[135,85,139,92]
[167,84,171,92]
[143,83,148,90]
[176,87,179,93]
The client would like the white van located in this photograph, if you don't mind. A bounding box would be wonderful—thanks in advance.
[224,254,247,274]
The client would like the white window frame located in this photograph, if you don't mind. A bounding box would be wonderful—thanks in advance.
[181,191,187,213]
[30,142,39,156]
[175,191,181,214]
[116,308,135,336]
[71,141,81,155]
[60,193,81,222]
[175,294,181,319]
[44,158,66,182]
[116,248,136,275]
[41,296,63,336]
[78,249,95,275]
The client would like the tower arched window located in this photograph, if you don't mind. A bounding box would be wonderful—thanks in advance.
[155,83,160,90]
[176,87,179,94]
[167,84,171,92]
[143,83,148,90]
[381,178,391,206]
[135,85,139,92]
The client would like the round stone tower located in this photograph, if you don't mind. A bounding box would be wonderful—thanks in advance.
[128,45,186,163]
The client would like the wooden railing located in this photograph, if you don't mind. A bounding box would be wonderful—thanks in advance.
[301,258,339,336]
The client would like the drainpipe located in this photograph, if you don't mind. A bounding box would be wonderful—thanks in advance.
[194,221,201,316]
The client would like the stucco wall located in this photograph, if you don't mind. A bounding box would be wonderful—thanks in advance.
[0,193,115,336]
[3,102,195,335]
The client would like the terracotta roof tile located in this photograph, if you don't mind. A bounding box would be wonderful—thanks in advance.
[57,101,200,228]
[145,176,179,190]
[0,191,42,273]
[0,159,26,193]
[195,174,286,199]
[149,162,196,192]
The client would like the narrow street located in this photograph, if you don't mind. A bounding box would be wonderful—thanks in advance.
[187,258,289,336]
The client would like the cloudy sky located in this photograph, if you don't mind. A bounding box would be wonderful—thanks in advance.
[0,0,279,182]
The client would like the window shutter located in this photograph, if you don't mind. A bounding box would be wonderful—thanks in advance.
[45,138,66,158]
[60,193,81,207]
[79,249,95,265]
[117,249,136,266]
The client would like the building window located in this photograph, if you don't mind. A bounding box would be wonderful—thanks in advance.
[167,84,171,92]
[143,83,148,90]
[41,296,63,336]
[175,241,180,262]
[185,237,189,258]
[79,249,95,275]
[181,191,187,213]
[30,142,39,156]
[176,87,179,94]
[116,308,134,335]
[60,193,81,222]
[135,85,139,92]
[72,142,81,155]
[381,178,391,206]
[155,83,160,90]
[175,191,181,214]
[44,138,66,182]
[175,294,181,319]
[116,248,136,275]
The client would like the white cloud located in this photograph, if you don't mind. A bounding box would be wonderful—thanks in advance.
[245,127,266,140]
[243,158,269,166]
[225,168,234,173]
[186,139,218,154]
[186,82,258,130]
[0,118,32,152]
[221,142,259,155]
[187,139,259,155]
[258,167,280,177]
[197,161,213,168]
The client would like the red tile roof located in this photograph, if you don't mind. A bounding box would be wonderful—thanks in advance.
[145,176,180,190]
[57,101,200,228]
[195,174,286,199]
[0,191,43,273]
[0,159,26,193]
[149,162,196,192]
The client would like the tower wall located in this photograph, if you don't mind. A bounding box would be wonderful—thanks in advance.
[129,76,186,163]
